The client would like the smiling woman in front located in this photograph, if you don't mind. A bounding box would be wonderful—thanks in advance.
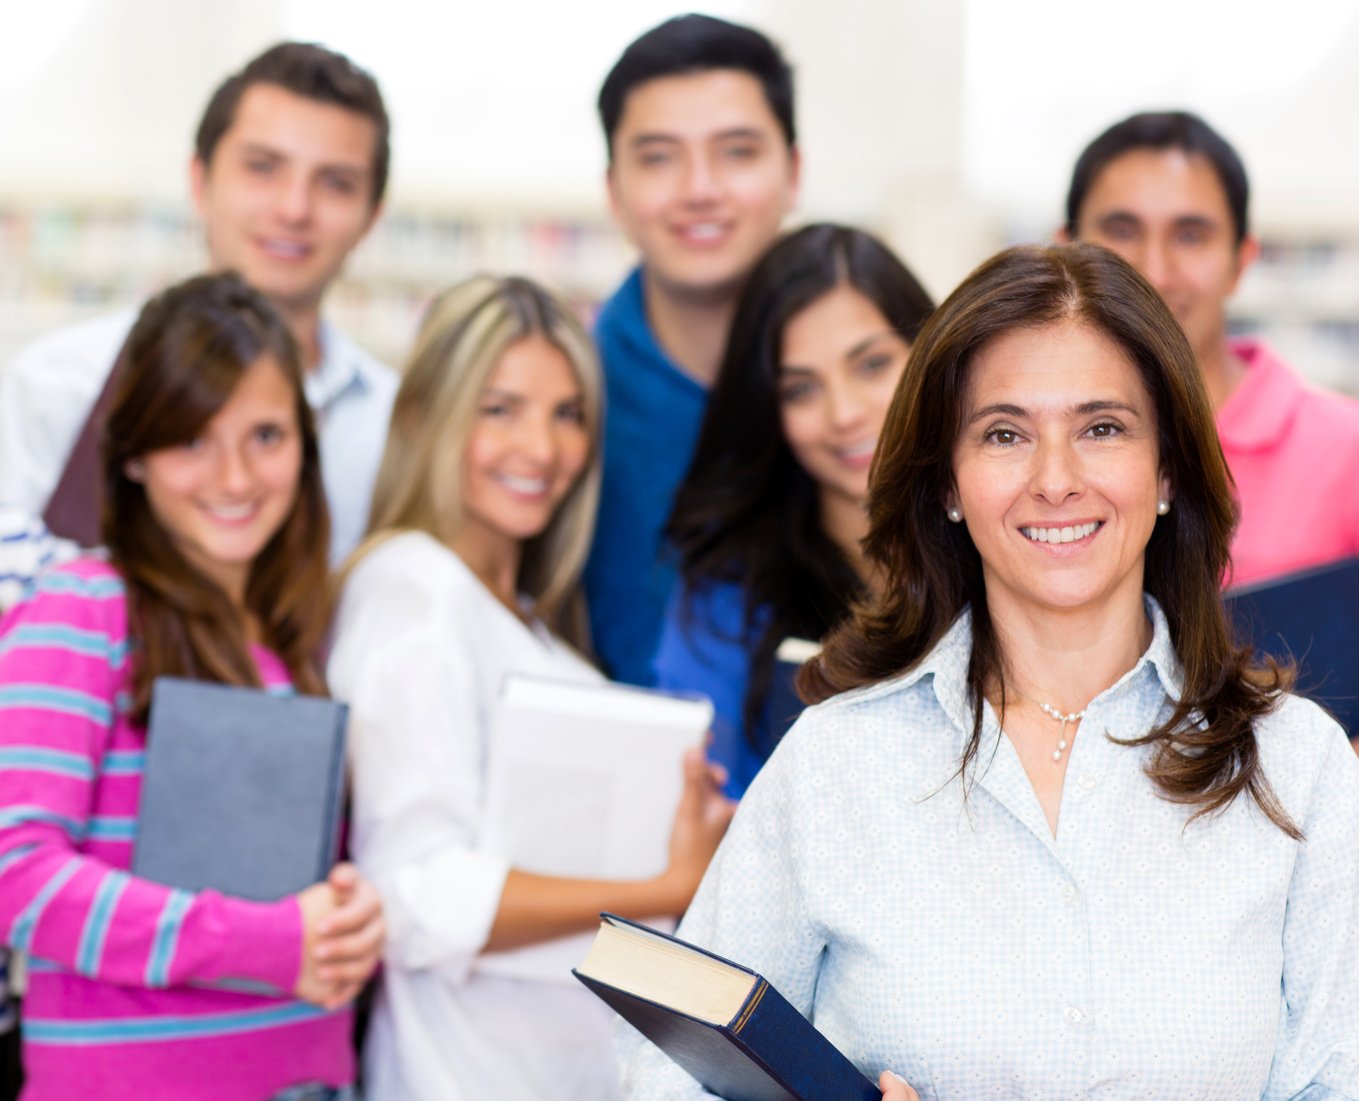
[621,243,1359,1101]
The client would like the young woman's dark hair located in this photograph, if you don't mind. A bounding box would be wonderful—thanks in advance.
[100,272,332,724]
[802,242,1298,837]
[667,223,933,752]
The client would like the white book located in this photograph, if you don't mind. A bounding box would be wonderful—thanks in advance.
[473,674,713,983]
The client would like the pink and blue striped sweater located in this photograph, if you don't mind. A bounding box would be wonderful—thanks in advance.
[0,559,353,1100]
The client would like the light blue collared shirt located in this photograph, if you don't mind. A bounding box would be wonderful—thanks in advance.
[621,598,1359,1100]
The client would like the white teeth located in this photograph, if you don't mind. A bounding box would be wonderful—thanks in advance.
[836,439,877,460]
[498,474,548,494]
[261,239,307,258]
[684,223,723,240]
[1020,521,1100,544]
[206,503,256,521]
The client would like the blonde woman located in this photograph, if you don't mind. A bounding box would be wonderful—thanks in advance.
[328,277,732,1101]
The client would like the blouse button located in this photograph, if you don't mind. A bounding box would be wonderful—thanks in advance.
[1063,1006,1086,1025]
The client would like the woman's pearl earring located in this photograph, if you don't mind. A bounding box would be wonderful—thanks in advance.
[1156,499,1171,516]
[947,506,963,523]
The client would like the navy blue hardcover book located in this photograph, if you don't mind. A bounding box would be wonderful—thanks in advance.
[574,914,879,1101]
[132,677,348,901]
[1224,556,1359,737]
[760,638,820,751]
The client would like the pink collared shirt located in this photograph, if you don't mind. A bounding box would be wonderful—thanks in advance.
[1219,338,1359,587]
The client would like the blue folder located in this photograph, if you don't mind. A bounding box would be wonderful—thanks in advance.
[1224,556,1359,738]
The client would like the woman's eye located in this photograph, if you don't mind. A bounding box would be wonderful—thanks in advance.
[1088,422,1121,439]
[254,425,284,445]
[857,354,895,376]
[556,402,586,425]
[778,379,816,404]
[984,427,1020,446]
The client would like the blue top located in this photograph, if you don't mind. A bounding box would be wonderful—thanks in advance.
[584,268,708,686]
[654,578,775,800]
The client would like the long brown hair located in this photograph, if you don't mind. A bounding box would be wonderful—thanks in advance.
[802,243,1299,837]
[101,272,331,724]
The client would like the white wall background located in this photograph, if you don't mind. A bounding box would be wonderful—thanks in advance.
[3,0,1359,303]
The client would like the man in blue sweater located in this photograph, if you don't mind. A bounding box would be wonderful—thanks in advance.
[585,14,800,683]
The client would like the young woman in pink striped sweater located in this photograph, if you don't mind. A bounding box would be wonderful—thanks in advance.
[0,273,382,1101]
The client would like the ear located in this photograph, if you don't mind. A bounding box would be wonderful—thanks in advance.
[1159,472,1174,507]
[124,458,146,483]
[1226,233,1260,296]
[785,144,803,212]
[605,162,620,221]
[357,198,384,243]
[604,163,637,247]
[189,155,208,218]
[1054,224,1073,244]
[943,487,961,520]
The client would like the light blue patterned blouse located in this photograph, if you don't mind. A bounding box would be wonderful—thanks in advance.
[619,598,1359,1100]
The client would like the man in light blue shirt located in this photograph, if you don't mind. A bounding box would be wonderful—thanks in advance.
[0,43,396,563]
[584,15,800,683]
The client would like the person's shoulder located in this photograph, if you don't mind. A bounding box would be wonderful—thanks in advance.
[29,556,124,596]
[1241,341,1359,432]
[347,530,451,585]
[3,556,128,639]
[776,663,940,762]
[1295,378,1359,436]
[593,267,643,332]
[5,308,139,381]
[673,574,749,629]
[1253,691,1358,796]
[322,322,399,393]
[343,530,483,611]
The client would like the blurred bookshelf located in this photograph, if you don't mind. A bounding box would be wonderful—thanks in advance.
[0,199,635,368]
[1230,233,1359,396]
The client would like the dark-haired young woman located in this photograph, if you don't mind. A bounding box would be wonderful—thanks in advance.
[657,223,934,796]
[0,274,382,1101]
[625,244,1359,1100]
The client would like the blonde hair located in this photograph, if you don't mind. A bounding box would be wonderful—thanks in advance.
[358,275,603,644]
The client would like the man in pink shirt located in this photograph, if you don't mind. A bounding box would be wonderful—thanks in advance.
[1062,111,1359,586]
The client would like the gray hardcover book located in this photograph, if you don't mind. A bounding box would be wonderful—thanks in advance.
[132,677,348,901]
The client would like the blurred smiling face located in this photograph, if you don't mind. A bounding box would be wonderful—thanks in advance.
[1073,148,1253,369]
[777,285,911,508]
[455,334,591,558]
[606,69,799,302]
[134,354,302,603]
[192,83,380,320]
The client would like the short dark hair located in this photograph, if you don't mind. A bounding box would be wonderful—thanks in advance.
[195,42,390,206]
[598,14,795,157]
[1066,111,1249,245]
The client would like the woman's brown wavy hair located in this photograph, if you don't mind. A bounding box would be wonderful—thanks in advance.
[801,243,1299,837]
[100,272,331,725]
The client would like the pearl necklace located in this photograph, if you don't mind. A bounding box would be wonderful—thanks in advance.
[1036,700,1085,762]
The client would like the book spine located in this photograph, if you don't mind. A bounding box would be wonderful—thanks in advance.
[733,982,880,1101]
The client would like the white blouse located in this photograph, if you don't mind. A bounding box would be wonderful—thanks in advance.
[329,531,621,1101]
[620,599,1359,1101]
